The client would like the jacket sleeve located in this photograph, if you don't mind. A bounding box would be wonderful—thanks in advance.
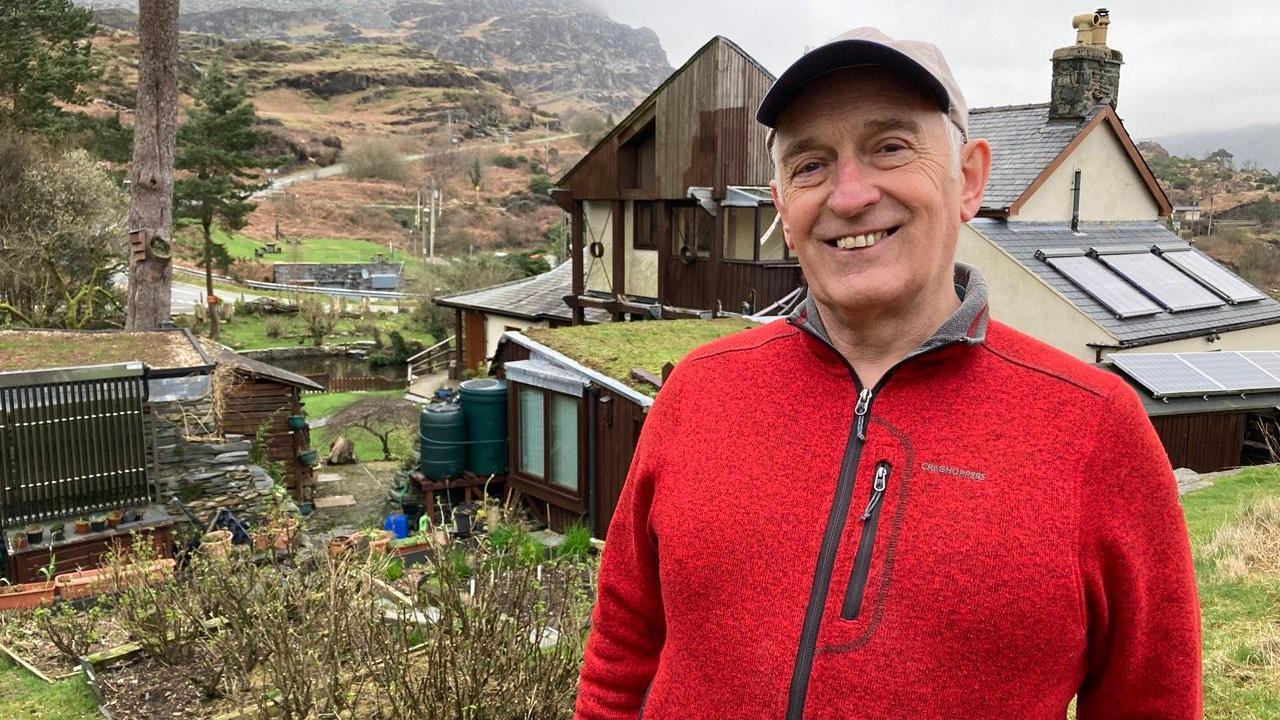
[1076,381,1202,718]
[574,376,682,719]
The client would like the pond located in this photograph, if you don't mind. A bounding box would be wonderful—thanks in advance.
[267,354,405,382]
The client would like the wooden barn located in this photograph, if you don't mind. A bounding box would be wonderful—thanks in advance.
[490,319,755,537]
[554,36,802,321]
[207,345,325,500]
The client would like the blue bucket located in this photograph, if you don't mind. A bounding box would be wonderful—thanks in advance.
[383,513,409,539]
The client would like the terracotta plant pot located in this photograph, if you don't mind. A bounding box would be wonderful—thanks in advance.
[200,529,233,558]
[328,535,355,560]
[0,581,56,611]
[367,530,394,557]
[106,510,123,529]
[74,518,90,535]
[272,517,300,551]
[55,559,176,601]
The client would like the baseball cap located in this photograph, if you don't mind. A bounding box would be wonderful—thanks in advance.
[756,27,969,140]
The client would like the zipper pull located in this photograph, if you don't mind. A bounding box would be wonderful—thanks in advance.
[861,463,890,520]
[854,388,872,440]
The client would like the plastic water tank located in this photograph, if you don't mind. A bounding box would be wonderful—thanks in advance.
[418,402,465,480]
[458,378,508,475]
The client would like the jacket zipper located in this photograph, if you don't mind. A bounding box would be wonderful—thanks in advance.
[783,315,963,720]
[841,461,891,620]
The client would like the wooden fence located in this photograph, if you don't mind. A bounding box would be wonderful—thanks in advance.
[0,364,154,527]
[302,374,406,394]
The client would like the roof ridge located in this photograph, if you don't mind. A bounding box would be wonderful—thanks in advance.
[969,102,1050,114]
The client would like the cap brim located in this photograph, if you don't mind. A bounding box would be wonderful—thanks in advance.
[756,39,951,128]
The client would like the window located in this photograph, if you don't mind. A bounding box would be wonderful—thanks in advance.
[724,206,787,261]
[672,204,713,257]
[633,201,657,250]
[516,385,580,494]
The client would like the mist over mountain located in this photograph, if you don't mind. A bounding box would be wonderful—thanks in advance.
[1151,123,1280,173]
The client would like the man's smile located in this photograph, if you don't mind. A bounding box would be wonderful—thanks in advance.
[822,226,900,250]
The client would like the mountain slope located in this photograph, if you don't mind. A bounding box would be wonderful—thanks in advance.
[79,0,672,117]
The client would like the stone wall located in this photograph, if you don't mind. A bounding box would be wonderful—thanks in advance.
[150,396,288,526]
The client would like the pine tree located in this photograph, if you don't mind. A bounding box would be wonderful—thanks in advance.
[0,0,100,134]
[174,59,268,340]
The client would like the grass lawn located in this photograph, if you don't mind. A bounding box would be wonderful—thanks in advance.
[1182,466,1280,717]
[175,222,413,265]
[304,389,414,462]
[0,656,99,720]
[208,309,434,352]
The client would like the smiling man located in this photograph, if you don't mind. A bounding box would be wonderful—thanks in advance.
[576,28,1201,719]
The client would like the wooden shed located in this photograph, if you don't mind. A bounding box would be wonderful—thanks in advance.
[207,345,325,501]
[490,319,756,537]
[555,36,803,321]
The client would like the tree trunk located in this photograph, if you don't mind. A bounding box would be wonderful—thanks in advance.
[125,0,180,330]
[203,214,220,340]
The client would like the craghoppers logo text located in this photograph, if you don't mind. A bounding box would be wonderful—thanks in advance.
[921,462,986,481]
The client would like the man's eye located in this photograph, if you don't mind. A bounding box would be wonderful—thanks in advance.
[794,160,821,176]
[878,142,908,154]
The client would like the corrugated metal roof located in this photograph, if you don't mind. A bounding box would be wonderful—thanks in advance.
[972,219,1280,345]
[968,103,1093,212]
[434,262,610,323]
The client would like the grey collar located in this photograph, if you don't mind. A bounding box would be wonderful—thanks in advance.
[787,262,990,357]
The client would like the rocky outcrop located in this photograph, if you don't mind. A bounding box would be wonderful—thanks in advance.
[278,67,482,98]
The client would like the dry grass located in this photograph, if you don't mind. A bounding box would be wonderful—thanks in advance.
[1202,496,1280,582]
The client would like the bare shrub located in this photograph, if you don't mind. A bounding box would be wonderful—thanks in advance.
[1238,243,1280,292]
[33,603,105,661]
[265,316,284,338]
[299,296,339,346]
[355,539,595,719]
[344,137,407,182]
[1202,496,1280,582]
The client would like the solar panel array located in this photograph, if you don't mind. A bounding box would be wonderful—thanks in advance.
[1113,351,1280,397]
[1038,243,1266,318]
[1044,256,1162,318]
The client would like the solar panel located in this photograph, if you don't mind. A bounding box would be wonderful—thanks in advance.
[1181,353,1280,393]
[1044,256,1162,318]
[1111,353,1222,397]
[1159,249,1267,304]
[1240,351,1280,381]
[1096,252,1225,312]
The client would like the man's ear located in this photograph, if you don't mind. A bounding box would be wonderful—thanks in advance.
[770,179,796,251]
[958,138,992,222]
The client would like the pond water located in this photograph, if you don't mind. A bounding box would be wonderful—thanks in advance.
[268,354,405,382]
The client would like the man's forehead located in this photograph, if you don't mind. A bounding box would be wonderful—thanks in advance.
[770,110,934,159]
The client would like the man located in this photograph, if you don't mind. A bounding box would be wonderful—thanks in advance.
[576,28,1201,719]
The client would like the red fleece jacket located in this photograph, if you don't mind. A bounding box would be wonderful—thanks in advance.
[575,294,1201,718]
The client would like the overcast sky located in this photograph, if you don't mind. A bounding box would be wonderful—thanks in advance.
[589,0,1280,139]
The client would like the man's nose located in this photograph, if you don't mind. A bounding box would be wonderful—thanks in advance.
[827,158,881,217]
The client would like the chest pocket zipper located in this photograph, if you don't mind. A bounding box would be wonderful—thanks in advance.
[841,461,891,620]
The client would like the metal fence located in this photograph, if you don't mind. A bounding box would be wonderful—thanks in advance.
[0,363,154,527]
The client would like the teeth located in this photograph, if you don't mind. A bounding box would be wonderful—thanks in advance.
[833,231,884,249]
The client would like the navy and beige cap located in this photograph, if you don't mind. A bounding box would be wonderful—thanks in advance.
[756,27,969,140]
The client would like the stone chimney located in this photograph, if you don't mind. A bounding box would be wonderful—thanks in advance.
[1049,8,1123,119]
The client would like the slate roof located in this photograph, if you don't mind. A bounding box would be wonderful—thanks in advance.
[968,103,1093,212]
[971,218,1280,345]
[434,262,610,323]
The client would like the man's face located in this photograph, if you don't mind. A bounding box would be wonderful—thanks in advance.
[770,67,987,317]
